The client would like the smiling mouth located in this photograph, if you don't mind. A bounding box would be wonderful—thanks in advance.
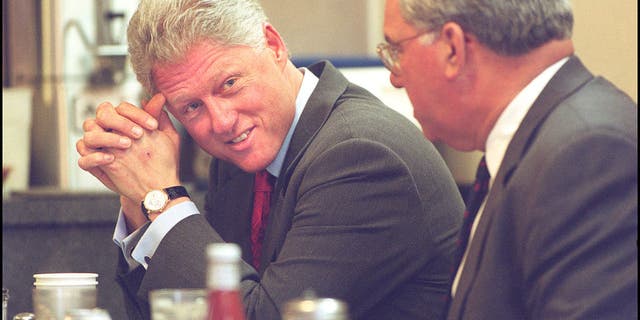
[227,129,252,144]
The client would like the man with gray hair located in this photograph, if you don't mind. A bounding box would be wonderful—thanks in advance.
[379,0,637,319]
[77,0,464,319]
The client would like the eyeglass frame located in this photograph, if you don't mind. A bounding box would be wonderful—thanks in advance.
[376,30,437,73]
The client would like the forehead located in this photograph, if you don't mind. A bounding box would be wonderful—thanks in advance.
[151,40,257,86]
[156,40,237,71]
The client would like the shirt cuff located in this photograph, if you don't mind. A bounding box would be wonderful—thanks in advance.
[131,201,200,269]
[113,208,150,272]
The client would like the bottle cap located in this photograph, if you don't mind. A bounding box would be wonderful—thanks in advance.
[207,243,241,263]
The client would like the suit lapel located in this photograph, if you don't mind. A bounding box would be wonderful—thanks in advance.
[451,56,595,315]
[260,61,350,271]
[277,61,349,192]
[206,160,255,263]
[495,56,594,188]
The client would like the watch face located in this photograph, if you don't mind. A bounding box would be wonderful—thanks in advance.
[144,190,169,211]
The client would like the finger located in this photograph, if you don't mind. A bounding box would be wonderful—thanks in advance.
[77,151,115,170]
[157,108,175,131]
[82,118,101,133]
[81,131,132,150]
[115,101,158,130]
[95,101,146,139]
[82,165,117,192]
[143,93,166,120]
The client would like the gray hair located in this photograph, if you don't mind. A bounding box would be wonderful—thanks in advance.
[127,0,269,93]
[398,0,573,56]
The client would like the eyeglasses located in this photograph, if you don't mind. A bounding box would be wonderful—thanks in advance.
[376,31,436,74]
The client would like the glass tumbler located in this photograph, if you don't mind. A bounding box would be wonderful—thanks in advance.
[32,273,98,320]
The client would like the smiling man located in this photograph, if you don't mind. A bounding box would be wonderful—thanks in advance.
[76,0,464,319]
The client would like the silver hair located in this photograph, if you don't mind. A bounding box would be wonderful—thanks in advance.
[127,0,269,93]
[398,0,573,56]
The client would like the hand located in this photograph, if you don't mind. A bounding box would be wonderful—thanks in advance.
[77,96,157,192]
[101,94,182,202]
[76,94,170,196]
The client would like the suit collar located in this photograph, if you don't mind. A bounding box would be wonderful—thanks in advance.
[260,60,350,271]
[277,60,349,192]
[493,56,594,188]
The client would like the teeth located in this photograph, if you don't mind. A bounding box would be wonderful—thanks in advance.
[231,131,249,143]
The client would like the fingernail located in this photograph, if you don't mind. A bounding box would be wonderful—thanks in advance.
[120,137,131,147]
[104,154,114,161]
[132,126,143,137]
[146,118,158,129]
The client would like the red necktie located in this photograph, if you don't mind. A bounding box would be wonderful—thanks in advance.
[251,170,274,269]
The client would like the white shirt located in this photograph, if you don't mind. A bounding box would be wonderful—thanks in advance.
[451,57,570,296]
[113,68,320,270]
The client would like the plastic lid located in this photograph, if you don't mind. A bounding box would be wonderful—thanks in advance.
[33,273,98,287]
[206,243,241,262]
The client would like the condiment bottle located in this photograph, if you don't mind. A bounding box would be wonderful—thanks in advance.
[206,243,246,320]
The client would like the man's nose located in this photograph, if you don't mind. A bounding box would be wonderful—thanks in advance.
[389,72,404,89]
[206,101,238,134]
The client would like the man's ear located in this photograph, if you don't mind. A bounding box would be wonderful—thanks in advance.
[263,23,288,68]
[440,22,467,79]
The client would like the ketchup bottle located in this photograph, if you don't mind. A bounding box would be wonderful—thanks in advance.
[206,243,246,320]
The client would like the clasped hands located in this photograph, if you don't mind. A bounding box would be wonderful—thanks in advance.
[76,94,182,228]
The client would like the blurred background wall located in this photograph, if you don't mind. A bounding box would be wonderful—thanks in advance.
[2,0,637,190]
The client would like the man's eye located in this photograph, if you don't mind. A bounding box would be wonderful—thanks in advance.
[223,78,237,89]
[184,101,202,114]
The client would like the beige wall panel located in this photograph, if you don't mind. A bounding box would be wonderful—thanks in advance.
[572,0,637,102]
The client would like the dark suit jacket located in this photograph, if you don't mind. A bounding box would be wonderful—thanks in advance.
[117,61,464,320]
[447,56,638,319]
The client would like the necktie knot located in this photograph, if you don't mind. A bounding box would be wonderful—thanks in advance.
[475,157,490,183]
[254,170,274,192]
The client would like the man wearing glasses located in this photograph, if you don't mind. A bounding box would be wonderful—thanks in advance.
[380,0,637,319]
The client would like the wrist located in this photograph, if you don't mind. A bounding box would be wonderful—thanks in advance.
[144,196,190,221]
[121,196,148,233]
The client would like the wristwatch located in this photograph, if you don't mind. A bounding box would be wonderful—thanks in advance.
[141,186,190,218]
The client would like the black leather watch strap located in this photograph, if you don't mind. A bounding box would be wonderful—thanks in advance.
[164,185,190,199]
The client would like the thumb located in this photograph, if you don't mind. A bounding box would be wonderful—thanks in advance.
[157,108,176,132]
[158,109,181,147]
[143,93,166,119]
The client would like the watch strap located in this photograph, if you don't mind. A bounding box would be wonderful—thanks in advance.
[164,186,190,200]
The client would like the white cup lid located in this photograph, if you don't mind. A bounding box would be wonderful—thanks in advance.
[33,273,98,287]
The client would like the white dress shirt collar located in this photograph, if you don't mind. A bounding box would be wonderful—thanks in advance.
[266,67,319,178]
[484,57,570,183]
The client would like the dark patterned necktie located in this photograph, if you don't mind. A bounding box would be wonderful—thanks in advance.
[453,156,491,272]
[250,170,275,269]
